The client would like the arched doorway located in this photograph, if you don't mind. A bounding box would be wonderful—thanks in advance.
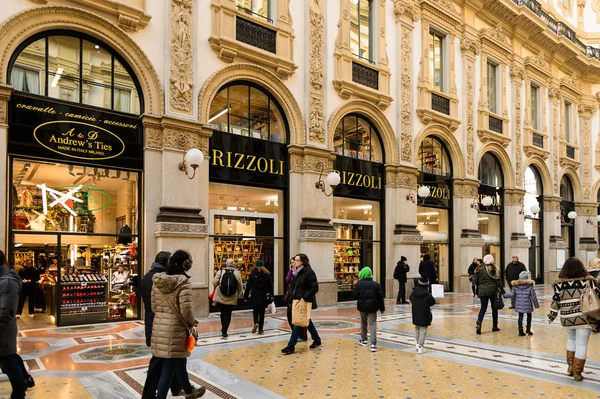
[560,175,576,257]
[478,153,504,271]
[416,136,453,291]
[524,166,544,283]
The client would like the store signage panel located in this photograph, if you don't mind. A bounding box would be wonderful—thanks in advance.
[418,172,452,208]
[209,130,287,188]
[478,184,503,213]
[333,156,384,200]
[8,94,142,169]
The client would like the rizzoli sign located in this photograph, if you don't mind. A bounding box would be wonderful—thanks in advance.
[333,156,384,199]
[212,150,284,175]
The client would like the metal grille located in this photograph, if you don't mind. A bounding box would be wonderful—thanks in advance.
[431,93,450,115]
[236,17,277,54]
[351,62,379,90]
[532,133,544,148]
[489,115,503,134]
[566,145,575,159]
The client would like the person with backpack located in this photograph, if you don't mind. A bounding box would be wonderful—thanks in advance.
[409,276,436,354]
[212,258,243,338]
[353,266,385,352]
[244,260,272,334]
[393,256,410,304]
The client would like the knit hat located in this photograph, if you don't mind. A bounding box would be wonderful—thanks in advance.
[400,256,407,262]
[418,276,429,286]
[358,266,373,280]
[483,254,495,265]
[519,271,530,280]
[255,259,264,267]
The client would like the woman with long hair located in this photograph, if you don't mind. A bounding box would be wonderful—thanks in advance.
[151,250,205,399]
[244,260,272,334]
[281,253,321,355]
[474,254,504,334]
[548,257,600,381]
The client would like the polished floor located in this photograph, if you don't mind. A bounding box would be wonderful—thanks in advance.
[2,285,600,398]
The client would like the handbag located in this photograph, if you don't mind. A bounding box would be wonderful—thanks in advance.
[292,299,311,327]
[168,299,198,351]
[208,287,216,300]
[492,289,504,310]
[581,283,600,319]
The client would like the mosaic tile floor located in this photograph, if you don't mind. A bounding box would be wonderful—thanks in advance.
[0,285,599,398]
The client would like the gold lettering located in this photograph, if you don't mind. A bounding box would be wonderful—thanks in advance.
[363,175,371,188]
[269,159,277,174]
[354,173,363,187]
[246,155,257,171]
[63,128,76,137]
[233,153,245,169]
[377,177,382,189]
[257,157,268,173]
[212,149,224,167]
[279,160,284,175]
[347,172,355,185]
[227,152,232,168]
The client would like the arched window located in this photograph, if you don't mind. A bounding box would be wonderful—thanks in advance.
[418,136,451,176]
[333,114,383,163]
[478,152,503,187]
[560,176,574,202]
[208,82,289,144]
[8,32,142,114]
[524,166,542,218]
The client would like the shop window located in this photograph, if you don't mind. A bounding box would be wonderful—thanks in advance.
[560,175,574,202]
[564,100,573,143]
[350,0,374,63]
[208,83,288,144]
[236,0,272,21]
[530,84,539,131]
[429,30,445,92]
[9,32,142,114]
[478,152,503,188]
[524,166,543,282]
[417,137,451,177]
[487,61,498,114]
[333,114,383,162]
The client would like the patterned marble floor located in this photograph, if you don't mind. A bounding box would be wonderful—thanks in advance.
[1,285,600,398]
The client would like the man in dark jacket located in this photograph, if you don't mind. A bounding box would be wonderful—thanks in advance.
[0,250,26,399]
[17,260,39,318]
[468,258,479,297]
[353,267,384,351]
[393,256,410,304]
[419,254,438,291]
[140,251,182,399]
[505,255,526,289]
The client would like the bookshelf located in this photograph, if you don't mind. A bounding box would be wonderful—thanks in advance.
[334,240,361,291]
[213,238,263,283]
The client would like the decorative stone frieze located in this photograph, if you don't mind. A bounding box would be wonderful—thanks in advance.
[170,0,193,114]
[461,33,478,176]
[141,115,212,152]
[461,229,484,246]
[288,146,336,173]
[393,224,423,244]
[549,235,567,249]
[0,84,12,125]
[155,206,208,237]
[298,217,337,241]
[50,0,152,32]
[579,237,599,251]
[543,197,562,213]
[393,0,420,23]
[453,178,479,198]
[308,1,325,144]
[510,232,531,248]
[503,189,525,206]
[396,165,419,188]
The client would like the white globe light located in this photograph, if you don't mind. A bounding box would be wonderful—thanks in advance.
[530,204,540,214]
[326,171,341,187]
[417,186,431,198]
[184,148,204,168]
[567,211,578,220]
[481,196,493,207]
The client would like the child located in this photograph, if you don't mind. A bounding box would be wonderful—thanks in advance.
[503,270,539,336]
[409,276,436,354]
[352,266,385,352]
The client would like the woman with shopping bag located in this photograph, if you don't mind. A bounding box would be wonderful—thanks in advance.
[281,253,321,355]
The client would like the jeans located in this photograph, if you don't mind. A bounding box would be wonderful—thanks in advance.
[287,319,320,350]
[517,312,532,330]
[220,304,233,334]
[253,306,265,332]
[0,355,25,399]
[415,326,428,346]
[396,281,406,303]
[477,295,498,325]
[156,358,193,399]
[17,288,35,315]
[286,304,307,340]
[141,356,182,399]
[360,312,378,345]
[567,328,592,359]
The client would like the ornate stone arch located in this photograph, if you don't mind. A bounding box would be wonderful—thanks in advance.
[414,124,465,179]
[0,6,164,115]
[198,63,305,146]
[475,143,515,188]
[327,100,398,164]
[523,156,552,195]
[560,167,583,202]
[591,179,600,204]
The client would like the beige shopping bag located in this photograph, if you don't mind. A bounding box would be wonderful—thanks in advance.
[292,299,311,327]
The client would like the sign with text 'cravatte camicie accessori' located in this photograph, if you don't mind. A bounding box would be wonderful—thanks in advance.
[8,94,142,170]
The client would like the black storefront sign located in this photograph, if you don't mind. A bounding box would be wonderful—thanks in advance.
[333,156,384,200]
[478,184,503,214]
[8,94,143,170]
[418,172,451,208]
[209,130,287,188]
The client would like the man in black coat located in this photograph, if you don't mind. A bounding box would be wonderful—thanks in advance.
[393,256,410,304]
[17,260,39,318]
[418,254,438,292]
[140,251,182,399]
[505,255,526,309]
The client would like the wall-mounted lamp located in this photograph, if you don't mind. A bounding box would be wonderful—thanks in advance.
[519,204,526,215]
[178,148,205,180]
[314,163,340,196]
[406,186,431,204]
[471,196,493,211]
[530,203,540,216]
[557,208,578,222]
[586,214,600,227]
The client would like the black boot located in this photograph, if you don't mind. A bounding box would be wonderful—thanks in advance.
[526,327,533,336]
[518,328,526,336]
[476,320,482,335]
[492,324,500,332]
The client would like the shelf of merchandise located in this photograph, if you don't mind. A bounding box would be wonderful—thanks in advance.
[334,241,361,291]
[213,238,263,283]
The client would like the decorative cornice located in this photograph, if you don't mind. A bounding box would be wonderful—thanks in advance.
[155,222,208,236]
[393,0,421,23]
[55,0,152,32]
[524,52,551,78]
[453,178,479,197]
[298,229,337,241]
[288,145,336,173]
[460,37,481,56]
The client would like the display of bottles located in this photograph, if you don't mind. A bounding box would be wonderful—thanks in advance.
[60,274,106,282]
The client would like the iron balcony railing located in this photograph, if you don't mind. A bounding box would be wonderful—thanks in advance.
[566,145,575,159]
[532,132,544,148]
[431,92,450,115]
[489,115,503,134]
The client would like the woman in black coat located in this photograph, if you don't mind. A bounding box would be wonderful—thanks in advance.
[281,253,321,354]
[419,254,438,288]
[244,260,272,334]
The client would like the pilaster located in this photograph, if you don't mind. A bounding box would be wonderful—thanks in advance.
[453,178,481,292]
[0,84,11,254]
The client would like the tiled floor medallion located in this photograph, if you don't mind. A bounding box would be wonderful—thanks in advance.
[74,344,151,362]
[51,324,114,334]
[312,321,355,330]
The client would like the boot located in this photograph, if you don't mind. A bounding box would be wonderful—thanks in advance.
[526,327,533,336]
[518,329,526,336]
[492,323,500,332]
[476,321,482,335]
[572,357,586,381]
[566,350,575,376]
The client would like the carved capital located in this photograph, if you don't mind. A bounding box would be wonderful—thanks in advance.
[460,37,481,56]
[393,0,420,23]
[453,178,479,198]
[503,189,526,206]
[578,102,597,117]
[0,84,13,125]
[510,65,525,81]
[288,145,336,173]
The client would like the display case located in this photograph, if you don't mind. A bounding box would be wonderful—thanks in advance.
[334,240,361,291]
[213,238,262,283]
[59,274,108,324]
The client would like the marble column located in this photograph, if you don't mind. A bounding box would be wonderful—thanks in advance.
[0,84,11,253]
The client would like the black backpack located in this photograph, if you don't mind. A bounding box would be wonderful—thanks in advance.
[220,269,238,297]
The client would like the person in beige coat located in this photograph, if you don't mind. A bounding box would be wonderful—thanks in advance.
[151,250,205,399]
[212,258,243,338]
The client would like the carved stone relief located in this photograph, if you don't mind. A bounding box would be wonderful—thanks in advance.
[460,36,479,176]
[400,23,413,162]
[580,114,592,199]
[170,0,193,113]
[514,79,523,187]
[393,0,420,22]
[549,89,560,194]
[308,5,325,144]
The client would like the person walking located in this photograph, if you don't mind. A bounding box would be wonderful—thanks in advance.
[244,260,272,335]
[503,271,539,336]
[468,258,479,297]
[141,251,184,399]
[474,254,504,334]
[418,254,437,290]
[409,276,436,354]
[151,250,205,399]
[353,266,385,352]
[17,260,38,318]
[586,257,600,278]
[281,253,321,355]
[285,257,307,342]
[0,250,26,399]
[212,259,243,338]
[505,255,526,291]
[393,256,410,304]
[548,257,600,381]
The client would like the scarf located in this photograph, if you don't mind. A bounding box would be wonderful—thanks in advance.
[292,265,304,277]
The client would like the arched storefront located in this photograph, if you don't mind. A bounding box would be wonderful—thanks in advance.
[478,153,504,269]
[523,166,544,283]
[7,31,144,326]
[332,113,385,300]
[416,136,453,291]
[560,175,576,257]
